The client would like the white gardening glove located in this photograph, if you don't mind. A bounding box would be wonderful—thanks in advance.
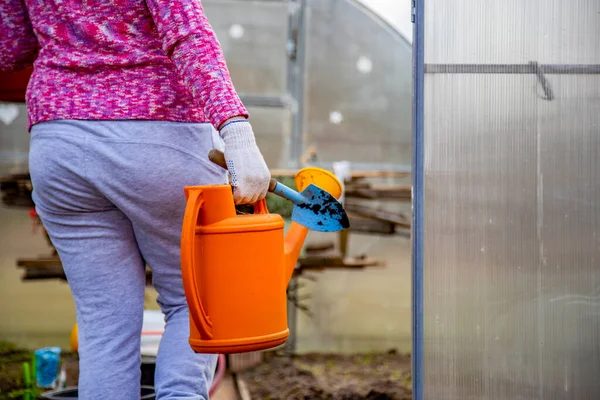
[220,120,271,204]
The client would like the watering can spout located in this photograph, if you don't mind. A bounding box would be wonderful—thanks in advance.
[284,222,309,283]
[283,166,345,283]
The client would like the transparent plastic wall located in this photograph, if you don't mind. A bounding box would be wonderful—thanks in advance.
[0,1,413,352]
[0,104,28,175]
[0,1,293,170]
[207,0,413,168]
[304,0,412,166]
[294,0,413,353]
[206,0,415,352]
[203,0,292,168]
[1,0,413,172]
[418,0,600,399]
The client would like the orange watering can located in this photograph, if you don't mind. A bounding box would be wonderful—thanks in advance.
[180,154,344,354]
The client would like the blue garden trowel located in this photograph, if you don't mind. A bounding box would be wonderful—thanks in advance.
[208,149,350,232]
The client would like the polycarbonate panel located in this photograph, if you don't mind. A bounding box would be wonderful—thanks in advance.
[304,0,412,165]
[247,106,292,168]
[420,1,600,399]
[0,103,29,175]
[203,0,288,96]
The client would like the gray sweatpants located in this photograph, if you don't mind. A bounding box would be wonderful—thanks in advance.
[29,120,227,400]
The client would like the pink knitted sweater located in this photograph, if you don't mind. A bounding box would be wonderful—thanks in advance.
[0,0,249,131]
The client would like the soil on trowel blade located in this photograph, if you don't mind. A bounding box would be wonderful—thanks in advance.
[239,350,412,400]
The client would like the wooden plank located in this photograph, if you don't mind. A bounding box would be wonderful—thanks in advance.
[371,184,412,191]
[1,197,34,207]
[339,228,349,258]
[17,257,155,284]
[17,257,62,268]
[21,267,66,281]
[1,171,410,185]
[348,216,396,235]
[345,170,410,179]
[345,185,412,200]
[235,375,252,400]
[296,255,383,271]
[345,203,411,228]
[304,240,335,253]
[297,255,344,267]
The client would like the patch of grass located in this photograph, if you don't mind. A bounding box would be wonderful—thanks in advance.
[0,342,16,352]
[295,362,325,377]
[4,387,42,399]
[401,373,412,389]
[0,341,41,400]
[357,354,374,365]
[390,370,403,380]
[0,341,31,364]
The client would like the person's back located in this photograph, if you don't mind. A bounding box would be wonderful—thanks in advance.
[1,1,271,399]
[4,0,246,131]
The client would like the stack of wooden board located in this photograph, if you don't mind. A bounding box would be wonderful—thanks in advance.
[1,169,411,282]
[344,180,411,237]
[0,173,34,207]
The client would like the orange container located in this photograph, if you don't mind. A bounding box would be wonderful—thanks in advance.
[180,184,309,354]
[181,167,343,354]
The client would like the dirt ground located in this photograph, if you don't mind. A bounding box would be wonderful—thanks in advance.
[1,340,412,400]
[240,350,412,400]
[0,341,79,399]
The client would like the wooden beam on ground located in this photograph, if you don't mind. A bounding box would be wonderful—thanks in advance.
[304,240,336,254]
[295,255,384,273]
[21,267,66,281]
[16,257,62,268]
[348,216,396,235]
[297,255,343,267]
[345,203,411,228]
[234,375,252,400]
[16,256,153,284]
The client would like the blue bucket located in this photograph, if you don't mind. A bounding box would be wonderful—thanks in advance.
[34,347,62,388]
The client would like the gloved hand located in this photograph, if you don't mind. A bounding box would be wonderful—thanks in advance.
[219,120,271,204]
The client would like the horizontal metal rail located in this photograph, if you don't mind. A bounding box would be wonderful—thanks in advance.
[308,161,412,173]
[425,63,600,74]
[238,94,294,108]
[425,62,600,101]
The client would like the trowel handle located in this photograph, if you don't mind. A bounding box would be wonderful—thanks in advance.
[208,149,277,192]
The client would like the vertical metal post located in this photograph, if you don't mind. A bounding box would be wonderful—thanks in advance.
[412,0,425,399]
[285,271,298,354]
[286,0,307,168]
[282,0,304,355]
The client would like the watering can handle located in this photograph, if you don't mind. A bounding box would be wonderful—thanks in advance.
[181,188,214,339]
[208,149,273,214]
